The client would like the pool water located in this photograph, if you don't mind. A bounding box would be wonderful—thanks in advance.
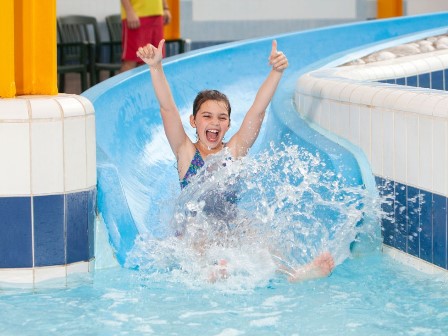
[1,146,447,336]
[1,252,447,336]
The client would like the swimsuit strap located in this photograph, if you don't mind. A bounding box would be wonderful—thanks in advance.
[180,147,205,189]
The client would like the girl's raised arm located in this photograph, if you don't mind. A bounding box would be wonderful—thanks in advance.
[228,40,288,158]
[137,40,189,160]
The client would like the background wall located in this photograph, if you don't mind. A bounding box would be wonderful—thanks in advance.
[56,0,448,45]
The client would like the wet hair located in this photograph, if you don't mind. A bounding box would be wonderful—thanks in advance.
[192,89,231,118]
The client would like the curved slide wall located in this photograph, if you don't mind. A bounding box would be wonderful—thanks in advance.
[83,13,448,265]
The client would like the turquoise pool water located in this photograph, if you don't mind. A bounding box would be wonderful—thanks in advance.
[1,252,447,335]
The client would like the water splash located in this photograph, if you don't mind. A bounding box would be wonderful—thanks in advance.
[126,143,382,290]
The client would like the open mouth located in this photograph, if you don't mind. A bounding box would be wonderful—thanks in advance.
[206,129,219,142]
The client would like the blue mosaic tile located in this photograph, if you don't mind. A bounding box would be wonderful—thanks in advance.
[0,197,32,268]
[34,195,65,267]
[444,69,448,90]
[418,73,430,88]
[431,70,444,90]
[394,182,407,251]
[396,77,406,85]
[406,186,420,257]
[88,189,97,260]
[66,191,90,264]
[406,75,418,87]
[433,193,447,269]
[378,178,395,247]
[419,190,433,263]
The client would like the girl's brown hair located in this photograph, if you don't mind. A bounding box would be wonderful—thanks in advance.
[192,90,231,118]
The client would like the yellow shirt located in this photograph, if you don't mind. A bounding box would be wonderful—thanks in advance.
[121,0,163,19]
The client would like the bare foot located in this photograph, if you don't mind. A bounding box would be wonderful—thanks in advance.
[287,252,335,283]
[209,259,229,283]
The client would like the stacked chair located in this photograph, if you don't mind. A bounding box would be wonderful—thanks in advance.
[57,14,189,92]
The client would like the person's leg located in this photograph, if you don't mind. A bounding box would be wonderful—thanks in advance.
[120,60,138,72]
[281,252,335,282]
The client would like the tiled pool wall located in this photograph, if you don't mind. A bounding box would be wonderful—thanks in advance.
[0,95,97,287]
[295,47,448,272]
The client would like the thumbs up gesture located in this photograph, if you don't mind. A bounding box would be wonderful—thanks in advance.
[137,39,165,67]
[268,40,288,73]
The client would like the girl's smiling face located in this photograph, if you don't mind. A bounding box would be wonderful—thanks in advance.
[190,99,230,152]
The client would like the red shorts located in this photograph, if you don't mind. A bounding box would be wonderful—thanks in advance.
[122,15,165,62]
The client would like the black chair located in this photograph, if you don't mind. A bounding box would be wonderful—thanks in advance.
[165,39,187,57]
[105,14,123,66]
[57,15,121,85]
[57,28,90,92]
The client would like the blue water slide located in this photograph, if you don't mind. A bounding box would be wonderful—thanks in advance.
[83,13,448,265]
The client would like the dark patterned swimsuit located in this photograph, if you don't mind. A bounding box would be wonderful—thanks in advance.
[180,148,205,189]
[178,147,239,222]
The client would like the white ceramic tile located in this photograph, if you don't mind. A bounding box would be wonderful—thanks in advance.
[393,91,418,113]
[296,76,309,95]
[371,65,388,81]
[329,101,339,134]
[0,123,31,196]
[341,83,360,103]
[0,268,33,285]
[378,65,396,80]
[383,245,448,277]
[406,114,419,188]
[34,265,67,284]
[295,92,303,115]
[383,88,407,110]
[88,259,96,272]
[392,63,407,79]
[31,120,64,195]
[359,105,371,163]
[437,52,448,69]
[424,94,446,116]
[0,98,29,120]
[336,102,351,140]
[302,95,313,119]
[433,95,448,118]
[64,117,87,192]
[400,62,419,78]
[75,95,95,116]
[359,68,376,81]
[382,110,394,179]
[350,85,375,105]
[310,97,323,124]
[348,103,360,147]
[371,88,390,107]
[432,119,447,197]
[394,112,407,184]
[58,96,86,118]
[307,76,322,97]
[320,99,331,131]
[66,261,89,275]
[407,93,433,116]
[29,98,62,119]
[413,58,431,75]
[371,107,383,176]
[419,116,433,191]
[320,81,337,100]
[424,55,444,72]
[86,115,97,188]
[328,82,346,101]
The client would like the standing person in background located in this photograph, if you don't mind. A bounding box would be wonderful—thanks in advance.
[120,0,172,72]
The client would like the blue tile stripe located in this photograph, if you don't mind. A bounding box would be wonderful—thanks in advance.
[0,188,96,268]
[379,70,448,91]
[376,176,448,270]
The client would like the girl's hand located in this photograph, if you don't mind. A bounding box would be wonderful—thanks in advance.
[137,39,165,67]
[268,40,288,73]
